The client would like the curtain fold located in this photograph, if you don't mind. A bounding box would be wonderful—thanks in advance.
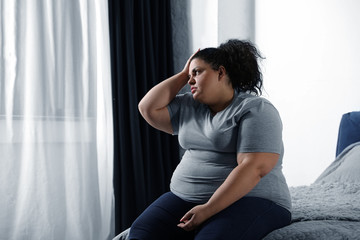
[0,0,114,239]
[108,0,180,233]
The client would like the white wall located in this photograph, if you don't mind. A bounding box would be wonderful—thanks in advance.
[256,0,360,186]
[190,0,218,51]
[190,0,254,51]
[218,0,255,43]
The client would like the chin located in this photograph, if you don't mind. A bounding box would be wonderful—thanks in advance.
[191,93,200,101]
[192,94,206,104]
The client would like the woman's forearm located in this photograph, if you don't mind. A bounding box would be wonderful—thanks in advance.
[138,71,188,113]
[138,51,198,134]
[139,50,198,115]
[204,153,278,218]
[138,71,189,133]
[205,162,261,216]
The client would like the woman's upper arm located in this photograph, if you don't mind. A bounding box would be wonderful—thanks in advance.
[237,152,279,177]
[139,93,184,135]
[236,99,282,176]
[237,99,283,154]
[138,105,174,134]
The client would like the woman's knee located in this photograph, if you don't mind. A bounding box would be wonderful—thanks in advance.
[128,192,196,240]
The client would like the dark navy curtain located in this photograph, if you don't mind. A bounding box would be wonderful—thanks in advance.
[108,0,180,234]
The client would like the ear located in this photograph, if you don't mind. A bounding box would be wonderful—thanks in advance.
[218,66,227,81]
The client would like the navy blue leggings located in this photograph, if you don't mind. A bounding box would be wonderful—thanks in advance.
[128,192,291,240]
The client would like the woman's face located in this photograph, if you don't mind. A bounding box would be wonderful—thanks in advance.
[188,58,221,104]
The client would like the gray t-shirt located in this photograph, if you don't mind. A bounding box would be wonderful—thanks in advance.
[167,91,291,211]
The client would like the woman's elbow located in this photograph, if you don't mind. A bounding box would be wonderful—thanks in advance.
[138,101,158,124]
[138,101,146,116]
[138,100,172,134]
[138,101,151,122]
[138,97,152,115]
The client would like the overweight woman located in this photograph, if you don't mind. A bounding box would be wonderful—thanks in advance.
[129,39,292,240]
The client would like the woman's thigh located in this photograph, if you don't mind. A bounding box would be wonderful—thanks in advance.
[195,197,291,240]
[128,192,196,240]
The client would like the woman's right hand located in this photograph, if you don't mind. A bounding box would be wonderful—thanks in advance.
[182,49,200,76]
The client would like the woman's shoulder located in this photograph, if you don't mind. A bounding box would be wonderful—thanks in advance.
[235,92,272,106]
[233,92,279,115]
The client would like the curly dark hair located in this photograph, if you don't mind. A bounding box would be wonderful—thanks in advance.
[191,39,264,95]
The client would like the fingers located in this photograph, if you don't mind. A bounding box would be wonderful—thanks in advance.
[177,204,210,232]
[182,49,200,74]
[188,49,200,65]
[187,49,200,62]
[191,48,200,58]
[177,211,195,231]
[178,212,192,225]
[179,211,193,224]
[177,219,193,231]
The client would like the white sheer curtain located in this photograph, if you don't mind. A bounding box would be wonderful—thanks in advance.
[0,0,114,239]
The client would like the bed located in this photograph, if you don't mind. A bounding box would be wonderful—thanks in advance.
[114,111,360,240]
[264,141,360,239]
[264,111,360,239]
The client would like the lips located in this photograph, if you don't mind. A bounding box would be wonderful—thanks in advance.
[191,87,197,94]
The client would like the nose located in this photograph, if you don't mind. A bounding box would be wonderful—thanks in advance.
[188,76,195,85]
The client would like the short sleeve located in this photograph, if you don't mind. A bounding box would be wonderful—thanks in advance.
[237,100,283,154]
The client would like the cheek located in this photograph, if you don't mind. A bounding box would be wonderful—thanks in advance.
[197,76,210,88]
[197,81,208,95]
[200,77,217,93]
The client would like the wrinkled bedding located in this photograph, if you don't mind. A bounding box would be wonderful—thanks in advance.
[264,142,360,240]
[263,220,360,240]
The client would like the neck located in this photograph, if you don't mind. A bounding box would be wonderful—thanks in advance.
[209,89,234,114]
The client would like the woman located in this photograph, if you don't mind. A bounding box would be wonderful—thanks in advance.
[129,39,292,240]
